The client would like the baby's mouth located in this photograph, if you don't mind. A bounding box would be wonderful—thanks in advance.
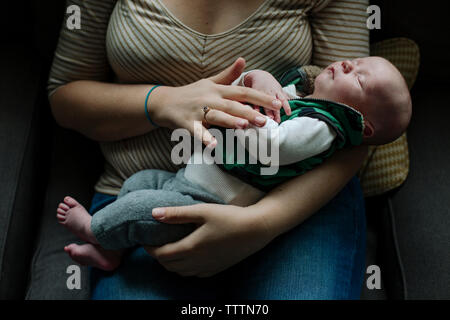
[329,66,335,79]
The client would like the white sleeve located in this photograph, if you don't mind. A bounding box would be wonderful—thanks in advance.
[237,116,337,166]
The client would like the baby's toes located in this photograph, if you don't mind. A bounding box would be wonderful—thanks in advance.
[64,196,80,208]
[64,244,78,255]
[58,202,69,211]
[56,209,66,222]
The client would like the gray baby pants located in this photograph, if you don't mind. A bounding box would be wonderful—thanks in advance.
[91,168,225,250]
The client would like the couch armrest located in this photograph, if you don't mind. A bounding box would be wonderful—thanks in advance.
[25,127,103,300]
[0,44,51,299]
[386,83,450,299]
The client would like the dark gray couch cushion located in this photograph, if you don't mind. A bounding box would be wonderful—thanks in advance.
[0,45,44,299]
[25,127,103,299]
[387,83,450,299]
[360,201,388,300]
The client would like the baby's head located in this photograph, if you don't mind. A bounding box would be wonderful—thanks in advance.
[311,56,412,145]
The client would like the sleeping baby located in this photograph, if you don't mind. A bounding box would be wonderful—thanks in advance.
[56,56,412,271]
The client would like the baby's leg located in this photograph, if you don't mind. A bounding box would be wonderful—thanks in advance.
[117,169,176,199]
[91,189,201,249]
[92,168,224,249]
[57,196,124,271]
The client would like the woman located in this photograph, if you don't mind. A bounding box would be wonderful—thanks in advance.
[49,0,369,299]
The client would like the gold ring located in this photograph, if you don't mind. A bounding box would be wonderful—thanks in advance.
[202,106,211,122]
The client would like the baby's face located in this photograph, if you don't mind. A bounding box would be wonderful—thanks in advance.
[313,57,390,113]
[312,56,411,144]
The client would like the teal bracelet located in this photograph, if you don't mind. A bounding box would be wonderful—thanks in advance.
[145,85,162,127]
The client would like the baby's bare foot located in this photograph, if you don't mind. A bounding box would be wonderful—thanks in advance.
[64,243,123,271]
[56,196,98,244]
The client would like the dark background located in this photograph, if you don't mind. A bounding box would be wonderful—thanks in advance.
[0,0,449,300]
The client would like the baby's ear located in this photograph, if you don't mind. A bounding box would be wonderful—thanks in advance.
[363,120,374,138]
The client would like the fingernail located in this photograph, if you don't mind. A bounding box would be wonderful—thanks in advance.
[236,119,248,128]
[272,99,282,108]
[255,116,266,126]
[152,208,165,219]
[206,139,217,149]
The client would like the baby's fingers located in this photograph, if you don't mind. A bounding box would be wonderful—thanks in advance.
[277,92,291,116]
[272,110,281,123]
[265,109,275,120]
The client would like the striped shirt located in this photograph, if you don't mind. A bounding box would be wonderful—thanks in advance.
[48,0,369,195]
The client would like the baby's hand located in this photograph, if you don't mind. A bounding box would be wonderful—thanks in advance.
[243,70,291,123]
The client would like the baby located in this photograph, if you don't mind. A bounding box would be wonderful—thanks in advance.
[56,56,412,271]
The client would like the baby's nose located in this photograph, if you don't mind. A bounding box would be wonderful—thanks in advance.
[342,60,353,73]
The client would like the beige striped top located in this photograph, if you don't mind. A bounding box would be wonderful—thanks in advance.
[48,0,369,195]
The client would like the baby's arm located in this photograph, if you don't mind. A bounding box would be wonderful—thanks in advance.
[232,70,292,122]
[237,115,337,166]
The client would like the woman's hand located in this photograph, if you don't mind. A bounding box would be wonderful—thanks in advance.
[149,57,283,146]
[243,70,291,123]
[144,203,275,278]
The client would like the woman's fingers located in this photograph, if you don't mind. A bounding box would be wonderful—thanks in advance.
[147,204,210,261]
[211,100,267,127]
[189,121,217,147]
[207,57,246,85]
[145,235,197,262]
[204,109,249,129]
[219,84,282,112]
[145,243,190,262]
[273,110,281,123]
[152,204,207,224]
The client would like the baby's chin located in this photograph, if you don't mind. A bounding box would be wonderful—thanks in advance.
[314,72,329,86]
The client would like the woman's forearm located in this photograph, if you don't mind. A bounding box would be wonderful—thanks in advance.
[49,80,170,141]
[250,145,368,238]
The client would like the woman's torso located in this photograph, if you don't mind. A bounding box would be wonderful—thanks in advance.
[96,0,326,194]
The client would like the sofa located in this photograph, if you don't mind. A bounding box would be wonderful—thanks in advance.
[1,0,449,299]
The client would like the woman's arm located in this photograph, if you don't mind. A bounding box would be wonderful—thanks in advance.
[251,145,368,238]
[49,2,281,143]
[51,81,161,141]
[51,61,283,144]
[145,145,367,277]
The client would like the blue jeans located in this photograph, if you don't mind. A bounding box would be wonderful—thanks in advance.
[89,176,366,300]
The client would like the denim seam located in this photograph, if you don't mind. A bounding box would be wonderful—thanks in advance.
[346,179,362,300]
[345,205,358,299]
[387,197,408,299]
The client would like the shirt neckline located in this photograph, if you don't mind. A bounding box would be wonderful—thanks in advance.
[155,0,272,39]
